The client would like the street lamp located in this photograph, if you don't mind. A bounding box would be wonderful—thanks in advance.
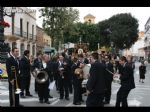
[97,43,100,50]
[0,7,11,63]
[110,41,114,54]
[79,36,82,45]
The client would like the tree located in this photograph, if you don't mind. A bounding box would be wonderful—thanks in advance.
[97,13,139,50]
[63,22,99,51]
[40,7,79,49]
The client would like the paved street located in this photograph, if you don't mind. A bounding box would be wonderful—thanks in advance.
[0,62,150,107]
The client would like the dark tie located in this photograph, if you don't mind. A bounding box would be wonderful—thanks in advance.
[15,58,19,65]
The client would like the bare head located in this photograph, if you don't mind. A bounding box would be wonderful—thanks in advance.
[43,54,50,63]
[12,47,19,58]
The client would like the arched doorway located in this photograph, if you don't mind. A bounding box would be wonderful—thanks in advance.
[20,43,25,56]
[12,42,17,49]
[32,45,35,56]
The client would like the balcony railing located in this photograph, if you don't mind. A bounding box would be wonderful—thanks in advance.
[14,27,36,40]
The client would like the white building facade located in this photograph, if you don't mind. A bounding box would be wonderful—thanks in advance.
[130,31,145,57]
[4,7,37,57]
[144,17,150,62]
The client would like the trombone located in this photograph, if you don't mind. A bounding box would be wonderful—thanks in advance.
[11,66,21,94]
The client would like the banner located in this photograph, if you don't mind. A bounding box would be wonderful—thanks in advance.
[0,63,8,79]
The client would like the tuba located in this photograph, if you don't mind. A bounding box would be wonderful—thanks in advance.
[31,68,49,84]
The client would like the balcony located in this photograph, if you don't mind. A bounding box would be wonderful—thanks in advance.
[13,27,36,41]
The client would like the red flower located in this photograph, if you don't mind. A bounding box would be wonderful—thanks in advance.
[0,21,10,28]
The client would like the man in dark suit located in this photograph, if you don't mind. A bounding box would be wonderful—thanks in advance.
[115,56,135,107]
[103,55,114,104]
[46,55,54,98]
[6,47,23,107]
[20,50,33,98]
[71,57,82,105]
[33,52,43,93]
[58,54,70,100]
[37,54,50,104]
[86,52,106,107]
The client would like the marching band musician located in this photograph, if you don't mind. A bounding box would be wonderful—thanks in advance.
[71,57,83,105]
[77,54,85,102]
[115,56,135,107]
[20,50,33,98]
[58,54,70,100]
[36,54,50,104]
[103,55,114,104]
[86,52,106,107]
[6,47,23,107]
[33,52,43,93]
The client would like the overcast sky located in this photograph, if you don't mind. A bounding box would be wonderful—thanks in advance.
[33,7,150,31]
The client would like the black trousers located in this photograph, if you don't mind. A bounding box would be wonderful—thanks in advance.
[35,79,38,92]
[9,81,20,107]
[59,77,69,98]
[115,86,131,107]
[68,78,73,93]
[86,92,104,107]
[104,81,112,103]
[20,76,31,96]
[54,73,59,91]
[37,82,49,102]
[73,80,82,103]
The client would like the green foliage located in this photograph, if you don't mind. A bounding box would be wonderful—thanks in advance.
[97,13,139,50]
[63,22,99,51]
[40,7,79,48]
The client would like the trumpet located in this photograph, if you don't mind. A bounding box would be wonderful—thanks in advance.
[11,66,21,94]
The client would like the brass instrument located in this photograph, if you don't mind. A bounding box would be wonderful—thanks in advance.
[11,66,21,94]
[74,68,83,79]
[106,68,121,84]
[31,68,49,84]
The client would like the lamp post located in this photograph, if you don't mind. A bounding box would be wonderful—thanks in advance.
[0,7,11,63]
[0,7,4,42]
[110,41,114,54]
[79,36,82,45]
[97,43,100,50]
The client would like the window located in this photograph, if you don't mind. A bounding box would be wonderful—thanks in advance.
[32,45,35,56]
[32,25,34,39]
[27,22,29,38]
[27,44,30,50]
[12,42,16,49]
[20,18,23,37]
[20,43,24,56]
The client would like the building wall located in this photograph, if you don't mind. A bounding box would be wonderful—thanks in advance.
[130,31,145,56]
[144,17,150,62]
[36,26,44,52]
[4,7,37,57]
[84,17,95,24]
[43,32,51,48]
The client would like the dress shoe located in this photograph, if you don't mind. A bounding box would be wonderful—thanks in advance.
[103,101,110,104]
[26,94,33,97]
[48,95,53,98]
[18,104,24,107]
[39,100,43,103]
[45,101,51,104]
[80,99,84,102]
[65,97,70,100]
[73,102,81,105]
[59,97,63,100]
[20,95,26,98]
